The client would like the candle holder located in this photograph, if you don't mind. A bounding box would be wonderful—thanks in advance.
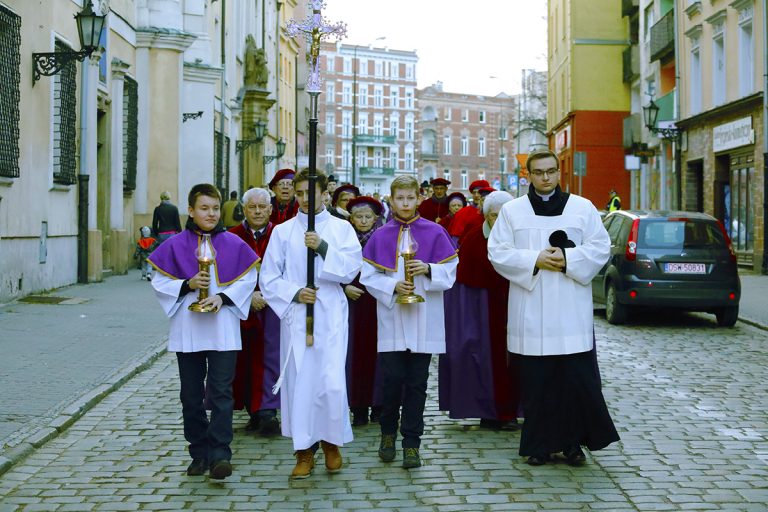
[188,233,218,313]
[395,227,425,304]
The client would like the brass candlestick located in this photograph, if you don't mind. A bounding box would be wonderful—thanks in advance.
[395,227,425,304]
[188,234,218,313]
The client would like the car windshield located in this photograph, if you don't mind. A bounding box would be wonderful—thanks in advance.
[639,219,726,249]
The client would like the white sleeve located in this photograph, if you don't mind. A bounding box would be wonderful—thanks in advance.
[423,257,458,292]
[360,260,398,310]
[259,228,302,319]
[151,272,186,317]
[219,266,259,320]
[563,204,611,285]
[487,205,541,292]
[318,223,363,285]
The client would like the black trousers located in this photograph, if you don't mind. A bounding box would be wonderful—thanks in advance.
[379,351,432,449]
[176,351,237,463]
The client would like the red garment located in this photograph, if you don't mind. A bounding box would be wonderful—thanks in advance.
[229,222,274,412]
[417,196,450,222]
[449,206,483,241]
[137,237,157,250]
[269,197,299,225]
[456,225,519,421]
[438,214,454,232]
[346,273,379,408]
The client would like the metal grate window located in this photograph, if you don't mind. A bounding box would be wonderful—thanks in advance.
[122,76,138,191]
[214,131,230,195]
[0,6,21,178]
[52,40,78,185]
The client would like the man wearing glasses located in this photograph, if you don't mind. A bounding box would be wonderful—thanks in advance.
[269,169,300,225]
[487,149,619,467]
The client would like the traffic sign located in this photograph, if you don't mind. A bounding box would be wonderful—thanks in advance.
[574,151,587,177]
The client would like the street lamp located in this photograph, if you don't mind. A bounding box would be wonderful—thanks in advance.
[643,98,683,209]
[235,119,267,153]
[264,138,287,164]
[32,1,106,85]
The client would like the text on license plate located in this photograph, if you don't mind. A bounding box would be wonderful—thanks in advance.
[664,263,706,274]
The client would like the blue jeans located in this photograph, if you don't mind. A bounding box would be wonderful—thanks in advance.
[379,351,432,449]
[176,351,237,462]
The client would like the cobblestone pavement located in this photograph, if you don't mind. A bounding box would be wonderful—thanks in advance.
[0,310,767,511]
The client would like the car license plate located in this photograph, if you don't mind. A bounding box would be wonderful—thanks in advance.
[664,263,706,274]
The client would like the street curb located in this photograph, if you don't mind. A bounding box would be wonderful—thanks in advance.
[0,337,168,478]
[737,316,768,332]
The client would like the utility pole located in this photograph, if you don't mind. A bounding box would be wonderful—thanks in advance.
[352,45,357,186]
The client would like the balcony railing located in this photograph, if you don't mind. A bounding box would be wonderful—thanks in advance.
[623,45,639,83]
[622,0,639,17]
[354,134,396,145]
[650,9,674,62]
[359,166,395,177]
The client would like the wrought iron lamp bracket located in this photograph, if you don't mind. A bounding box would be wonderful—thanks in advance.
[183,111,204,123]
[32,50,90,85]
[652,127,682,141]
[236,139,261,154]
[263,154,280,164]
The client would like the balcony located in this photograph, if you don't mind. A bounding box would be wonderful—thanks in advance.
[622,113,642,149]
[622,0,639,17]
[420,152,438,160]
[359,166,395,178]
[354,134,396,145]
[623,45,639,83]
[650,9,675,62]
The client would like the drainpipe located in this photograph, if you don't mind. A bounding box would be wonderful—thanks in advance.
[762,0,767,273]
[275,0,282,167]
[219,0,227,193]
[673,0,682,210]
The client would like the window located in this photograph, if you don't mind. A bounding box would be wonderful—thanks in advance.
[358,57,367,76]
[690,40,702,115]
[479,111,486,123]
[52,41,78,185]
[343,57,351,74]
[342,111,351,137]
[643,4,655,42]
[326,55,335,73]
[325,113,335,135]
[462,109,469,122]
[444,107,451,120]
[389,115,399,137]
[712,32,726,106]
[500,153,507,173]
[406,64,414,79]
[461,136,469,156]
[405,90,414,109]
[390,87,399,108]
[342,83,352,105]
[405,117,413,140]
[391,63,399,79]
[0,5,20,178]
[326,83,335,102]
[461,169,468,189]
[375,60,383,77]
[359,113,368,135]
[478,137,486,157]
[373,148,383,167]
[738,19,754,96]
[374,86,383,107]
[443,169,451,181]
[373,115,383,136]
[405,149,413,170]
[443,135,452,155]
[357,147,367,167]
[122,76,138,191]
[728,158,756,252]
[342,143,351,168]
[500,127,508,141]
[358,83,368,106]
[214,131,231,192]
[325,146,335,167]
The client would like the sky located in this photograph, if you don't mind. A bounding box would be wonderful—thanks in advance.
[321,0,548,97]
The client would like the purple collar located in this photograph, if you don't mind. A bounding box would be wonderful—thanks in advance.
[362,216,457,271]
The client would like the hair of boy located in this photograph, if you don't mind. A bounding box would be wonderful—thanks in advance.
[525,148,559,172]
[293,168,328,192]
[188,183,222,208]
[389,175,419,197]
[242,187,271,205]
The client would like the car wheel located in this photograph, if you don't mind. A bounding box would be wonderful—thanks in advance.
[715,305,738,327]
[605,283,627,325]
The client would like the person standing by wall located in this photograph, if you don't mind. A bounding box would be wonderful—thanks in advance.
[152,191,182,243]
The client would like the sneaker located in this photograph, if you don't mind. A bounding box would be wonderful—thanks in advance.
[209,459,232,480]
[320,441,343,473]
[402,447,421,469]
[563,445,586,466]
[258,414,280,437]
[290,449,315,480]
[186,458,207,476]
[378,434,396,462]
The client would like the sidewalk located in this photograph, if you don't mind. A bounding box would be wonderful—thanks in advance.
[735,270,768,329]
[0,269,169,474]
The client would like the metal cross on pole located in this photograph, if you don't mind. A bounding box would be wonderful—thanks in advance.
[285,0,346,347]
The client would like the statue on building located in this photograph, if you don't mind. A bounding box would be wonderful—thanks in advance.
[244,35,269,88]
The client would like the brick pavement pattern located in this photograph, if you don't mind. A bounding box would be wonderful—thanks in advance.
[1,309,767,510]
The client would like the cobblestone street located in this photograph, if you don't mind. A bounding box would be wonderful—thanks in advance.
[1,302,767,511]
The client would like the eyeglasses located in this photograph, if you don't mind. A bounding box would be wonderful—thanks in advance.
[529,169,560,178]
[247,203,271,211]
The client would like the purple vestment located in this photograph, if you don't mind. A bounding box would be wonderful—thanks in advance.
[362,215,457,270]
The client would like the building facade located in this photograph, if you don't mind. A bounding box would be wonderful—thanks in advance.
[548,0,631,207]
[417,82,516,194]
[317,41,418,196]
[0,0,297,303]
[677,0,765,270]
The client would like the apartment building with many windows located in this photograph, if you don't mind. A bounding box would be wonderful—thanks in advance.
[317,41,418,196]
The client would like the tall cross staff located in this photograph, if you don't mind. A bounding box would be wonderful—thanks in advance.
[285,1,346,347]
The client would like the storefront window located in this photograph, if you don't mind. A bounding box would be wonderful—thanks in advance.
[728,163,755,252]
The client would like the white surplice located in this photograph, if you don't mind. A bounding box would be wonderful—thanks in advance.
[151,263,258,352]
[487,194,609,356]
[259,209,362,450]
[361,256,457,354]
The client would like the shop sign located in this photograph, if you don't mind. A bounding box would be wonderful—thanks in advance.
[713,117,754,152]
[555,126,570,151]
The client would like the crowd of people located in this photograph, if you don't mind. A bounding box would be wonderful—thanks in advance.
[146,149,619,481]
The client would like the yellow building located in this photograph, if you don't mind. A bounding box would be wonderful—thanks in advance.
[548,0,631,207]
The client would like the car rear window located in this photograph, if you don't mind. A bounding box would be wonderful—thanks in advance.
[638,219,726,249]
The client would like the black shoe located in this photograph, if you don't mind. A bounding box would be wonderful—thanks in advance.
[244,415,261,432]
[563,445,586,466]
[209,459,233,480]
[402,447,421,469]
[351,407,369,427]
[369,406,382,423]
[479,418,504,430]
[186,458,207,476]
[258,414,280,437]
[378,434,396,462]
[526,454,551,466]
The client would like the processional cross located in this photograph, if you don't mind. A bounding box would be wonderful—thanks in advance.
[285,1,346,346]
